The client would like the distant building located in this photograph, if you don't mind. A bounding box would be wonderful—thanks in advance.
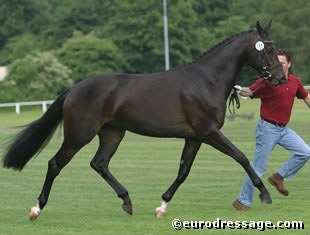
[0,66,8,81]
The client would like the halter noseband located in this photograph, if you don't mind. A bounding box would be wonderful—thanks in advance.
[259,40,282,80]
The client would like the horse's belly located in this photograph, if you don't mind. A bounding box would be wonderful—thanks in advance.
[109,119,196,138]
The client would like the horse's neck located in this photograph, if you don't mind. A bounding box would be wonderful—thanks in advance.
[194,36,249,99]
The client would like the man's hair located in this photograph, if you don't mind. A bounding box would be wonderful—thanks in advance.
[276,49,291,62]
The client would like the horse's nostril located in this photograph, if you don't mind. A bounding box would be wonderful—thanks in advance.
[280,75,287,84]
[275,74,287,85]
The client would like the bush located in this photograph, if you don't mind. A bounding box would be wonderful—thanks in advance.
[56,33,128,83]
[0,34,44,65]
[0,52,72,102]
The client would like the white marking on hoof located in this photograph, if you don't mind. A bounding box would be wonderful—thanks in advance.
[28,204,41,221]
[155,207,166,217]
[155,200,168,217]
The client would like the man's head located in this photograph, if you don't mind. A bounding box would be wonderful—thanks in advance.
[276,49,291,76]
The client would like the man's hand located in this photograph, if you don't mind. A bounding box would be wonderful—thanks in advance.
[303,94,310,108]
[233,85,252,98]
[233,85,242,91]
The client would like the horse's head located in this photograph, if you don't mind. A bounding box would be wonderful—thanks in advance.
[247,21,286,86]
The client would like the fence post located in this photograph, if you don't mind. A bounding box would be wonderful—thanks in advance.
[16,103,20,114]
[42,102,47,112]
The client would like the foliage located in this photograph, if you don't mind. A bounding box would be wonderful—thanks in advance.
[257,0,310,81]
[96,0,216,72]
[0,52,72,102]
[37,0,117,49]
[0,0,308,102]
[0,0,50,47]
[168,0,216,67]
[95,0,166,73]
[0,33,44,65]
[55,32,128,82]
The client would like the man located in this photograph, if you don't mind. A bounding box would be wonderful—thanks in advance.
[232,49,310,210]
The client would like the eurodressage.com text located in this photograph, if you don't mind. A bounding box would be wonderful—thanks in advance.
[171,218,304,231]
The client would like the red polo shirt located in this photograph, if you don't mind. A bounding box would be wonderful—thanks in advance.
[249,74,308,124]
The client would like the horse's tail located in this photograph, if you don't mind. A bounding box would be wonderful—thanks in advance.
[2,89,70,171]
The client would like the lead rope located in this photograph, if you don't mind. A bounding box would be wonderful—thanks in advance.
[228,75,267,115]
[228,88,240,115]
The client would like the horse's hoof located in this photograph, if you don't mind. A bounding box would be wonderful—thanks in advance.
[122,204,133,215]
[28,206,40,221]
[155,207,166,217]
[259,193,272,204]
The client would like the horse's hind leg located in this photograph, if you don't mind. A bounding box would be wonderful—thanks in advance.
[155,139,201,217]
[28,141,84,220]
[89,126,132,214]
[204,129,272,204]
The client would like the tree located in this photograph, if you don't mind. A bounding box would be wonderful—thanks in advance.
[0,0,49,48]
[168,0,216,67]
[0,33,44,65]
[0,52,72,102]
[191,0,231,28]
[213,16,251,40]
[0,0,308,103]
[37,0,117,49]
[96,0,215,73]
[96,1,164,73]
[257,0,310,83]
[55,32,128,82]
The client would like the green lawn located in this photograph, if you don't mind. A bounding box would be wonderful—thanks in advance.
[0,99,309,235]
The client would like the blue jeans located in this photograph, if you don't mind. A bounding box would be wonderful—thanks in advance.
[237,119,310,207]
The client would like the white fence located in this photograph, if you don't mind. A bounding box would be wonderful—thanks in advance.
[0,86,309,115]
[0,100,54,114]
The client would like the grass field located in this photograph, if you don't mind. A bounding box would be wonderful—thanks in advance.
[0,99,309,235]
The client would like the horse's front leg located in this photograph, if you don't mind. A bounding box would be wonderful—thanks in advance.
[155,139,201,217]
[204,129,272,204]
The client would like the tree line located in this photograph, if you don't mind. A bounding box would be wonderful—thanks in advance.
[0,0,308,102]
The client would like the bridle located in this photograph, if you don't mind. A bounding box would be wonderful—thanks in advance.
[228,39,284,114]
[259,40,282,81]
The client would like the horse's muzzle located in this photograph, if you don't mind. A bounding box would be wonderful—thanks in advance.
[271,74,287,86]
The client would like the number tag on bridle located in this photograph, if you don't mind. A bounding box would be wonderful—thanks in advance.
[255,41,264,51]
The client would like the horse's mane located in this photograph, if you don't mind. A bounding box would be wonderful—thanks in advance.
[197,30,254,60]
[173,29,255,70]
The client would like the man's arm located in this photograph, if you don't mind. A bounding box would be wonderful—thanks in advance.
[233,85,253,97]
[303,93,310,108]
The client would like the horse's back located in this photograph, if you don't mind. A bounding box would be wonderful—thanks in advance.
[62,72,199,138]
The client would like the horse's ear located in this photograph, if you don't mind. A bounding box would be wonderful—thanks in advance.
[264,20,272,32]
[256,21,270,36]
[256,21,263,34]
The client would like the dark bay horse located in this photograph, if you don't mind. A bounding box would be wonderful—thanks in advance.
[2,21,286,220]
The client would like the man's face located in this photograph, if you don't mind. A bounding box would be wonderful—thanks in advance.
[278,55,291,76]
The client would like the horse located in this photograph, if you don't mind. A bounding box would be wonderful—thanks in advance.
[2,21,286,220]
